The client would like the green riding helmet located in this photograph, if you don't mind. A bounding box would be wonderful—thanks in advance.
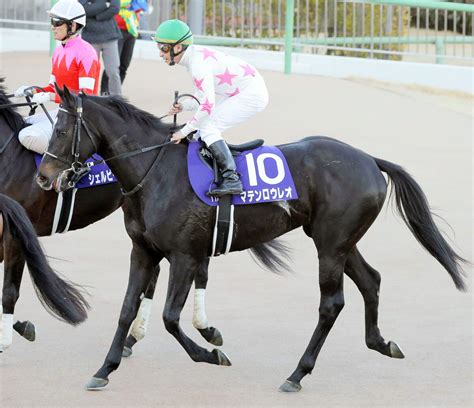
[153,19,193,45]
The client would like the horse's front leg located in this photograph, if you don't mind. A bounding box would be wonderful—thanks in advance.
[1,234,26,352]
[163,254,231,366]
[193,257,223,346]
[86,243,154,390]
[122,260,162,357]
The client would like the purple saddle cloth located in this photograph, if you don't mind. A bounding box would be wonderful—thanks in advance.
[35,153,117,189]
[187,141,298,207]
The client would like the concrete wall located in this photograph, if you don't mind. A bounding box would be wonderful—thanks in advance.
[1,28,472,94]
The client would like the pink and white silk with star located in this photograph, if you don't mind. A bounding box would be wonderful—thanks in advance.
[178,45,268,145]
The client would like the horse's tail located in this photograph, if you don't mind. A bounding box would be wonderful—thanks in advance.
[374,157,467,291]
[248,239,292,275]
[0,194,89,324]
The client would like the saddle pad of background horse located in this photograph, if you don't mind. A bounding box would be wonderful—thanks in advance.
[187,141,298,207]
[35,153,117,189]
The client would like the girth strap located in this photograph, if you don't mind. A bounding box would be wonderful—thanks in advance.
[51,188,78,235]
[210,195,234,257]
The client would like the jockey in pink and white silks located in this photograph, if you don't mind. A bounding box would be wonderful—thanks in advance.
[14,0,99,154]
[154,19,269,197]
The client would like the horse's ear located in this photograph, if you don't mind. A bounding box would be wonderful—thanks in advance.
[62,85,73,104]
[54,83,64,100]
[57,84,75,107]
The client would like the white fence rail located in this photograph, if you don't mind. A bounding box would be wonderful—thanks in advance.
[1,0,473,65]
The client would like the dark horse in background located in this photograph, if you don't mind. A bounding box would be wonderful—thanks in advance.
[38,87,467,391]
[0,78,223,354]
[0,193,88,352]
[0,78,121,348]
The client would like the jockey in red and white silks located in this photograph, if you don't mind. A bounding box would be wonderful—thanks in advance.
[15,0,100,154]
[177,45,269,147]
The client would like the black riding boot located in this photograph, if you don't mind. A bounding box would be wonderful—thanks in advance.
[207,140,243,196]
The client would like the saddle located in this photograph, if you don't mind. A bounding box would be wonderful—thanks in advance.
[198,138,264,172]
[188,138,298,257]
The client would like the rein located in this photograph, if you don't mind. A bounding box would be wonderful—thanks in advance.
[43,93,178,195]
[96,92,198,167]
[0,102,37,109]
[0,86,53,124]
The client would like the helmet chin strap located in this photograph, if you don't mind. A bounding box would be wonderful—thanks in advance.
[59,22,76,41]
[169,47,176,66]
[169,45,187,66]
[168,29,192,66]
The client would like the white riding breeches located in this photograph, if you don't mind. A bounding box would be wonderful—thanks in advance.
[18,110,58,154]
[199,77,269,147]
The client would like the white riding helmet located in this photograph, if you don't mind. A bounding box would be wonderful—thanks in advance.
[47,0,87,27]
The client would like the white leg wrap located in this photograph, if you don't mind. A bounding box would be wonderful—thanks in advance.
[192,289,209,329]
[129,298,152,341]
[0,313,14,351]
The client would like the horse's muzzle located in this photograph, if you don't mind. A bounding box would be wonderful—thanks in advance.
[36,173,53,191]
[36,171,69,193]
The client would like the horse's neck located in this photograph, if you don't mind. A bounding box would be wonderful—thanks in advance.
[0,119,32,167]
[0,129,40,209]
[0,141,36,180]
[0,100,27,134]
[98,122,168,192]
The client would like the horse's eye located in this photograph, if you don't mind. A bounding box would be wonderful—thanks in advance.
[56,129,67,137]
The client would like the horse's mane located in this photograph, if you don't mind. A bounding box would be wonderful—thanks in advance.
[0,77,27,133]
[87,94,173,134]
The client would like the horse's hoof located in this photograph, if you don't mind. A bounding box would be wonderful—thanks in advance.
[209,327,224,346]
[85,377,109,390]
[22,321,36,342]
[198,327,224,346]
[13,320,36,342]
[389,341,405,359]
[122,346,133,358]
[279,380,302,392]
[213,348,232,366]
[209,327,223,346]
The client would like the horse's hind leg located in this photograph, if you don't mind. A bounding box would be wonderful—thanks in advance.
[282,184,386,392]
[193,257,223,346]
[281,243,346,393]
[122,261,162,357]
[345,247,404,358]
[162,254,230,366]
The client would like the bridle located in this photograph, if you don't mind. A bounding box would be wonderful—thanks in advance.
[43,92,198,195]
[43,94,99,189]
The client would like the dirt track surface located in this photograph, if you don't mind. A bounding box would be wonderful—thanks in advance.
[0,52,472,407]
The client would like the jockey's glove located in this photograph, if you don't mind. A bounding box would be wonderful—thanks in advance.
[14,85,33,98]
[31,92,51,105]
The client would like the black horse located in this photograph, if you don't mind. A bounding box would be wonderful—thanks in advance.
[0,78,121,345]
[38,87,466,392]
[0,79,223,354]
[0,193,89,351]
